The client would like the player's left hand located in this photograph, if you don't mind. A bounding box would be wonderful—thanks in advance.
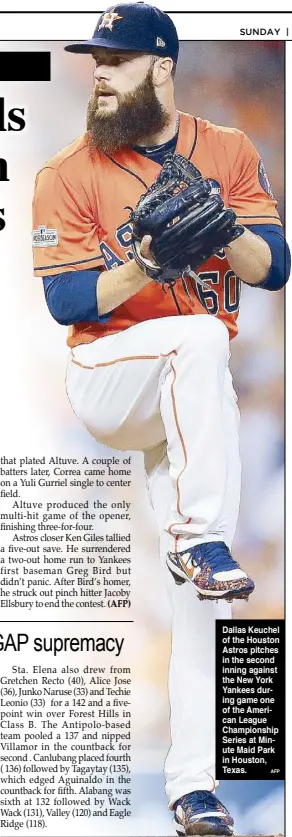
[130,153,244,285]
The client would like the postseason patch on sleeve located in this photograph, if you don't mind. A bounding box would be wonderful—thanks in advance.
[32,225,58,247]
[258,159,275,199]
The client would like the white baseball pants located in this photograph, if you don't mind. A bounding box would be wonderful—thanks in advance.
[66,314,240,806]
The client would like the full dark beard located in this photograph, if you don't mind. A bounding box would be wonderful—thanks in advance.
[86,68,171,154]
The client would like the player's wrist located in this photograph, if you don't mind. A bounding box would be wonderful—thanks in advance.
[224,226,272,285]
[223,226,248,253]
[126,255,153,284]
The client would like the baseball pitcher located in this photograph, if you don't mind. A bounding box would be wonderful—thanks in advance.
[32,5,290,834]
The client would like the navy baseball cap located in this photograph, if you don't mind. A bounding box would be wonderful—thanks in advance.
[64,3,179,64]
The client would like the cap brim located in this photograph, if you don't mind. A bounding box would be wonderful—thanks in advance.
[64,39,150,54]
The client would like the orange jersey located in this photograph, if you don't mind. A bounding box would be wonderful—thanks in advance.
[32,111,281,347]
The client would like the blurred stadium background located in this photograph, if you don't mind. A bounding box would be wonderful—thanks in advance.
[0,39,285,835]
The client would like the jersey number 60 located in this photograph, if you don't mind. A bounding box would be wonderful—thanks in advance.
[193,270,241,315]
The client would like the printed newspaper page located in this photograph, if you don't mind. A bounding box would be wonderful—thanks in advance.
[0,6,290,837]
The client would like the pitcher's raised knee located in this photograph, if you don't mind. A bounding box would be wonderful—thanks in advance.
[176,314,229,356]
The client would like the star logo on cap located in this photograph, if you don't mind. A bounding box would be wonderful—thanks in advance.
[98,9,123,31]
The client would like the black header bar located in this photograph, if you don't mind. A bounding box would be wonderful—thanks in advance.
[0,52,51,81]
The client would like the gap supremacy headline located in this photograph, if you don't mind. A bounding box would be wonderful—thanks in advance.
[0,634,125,657]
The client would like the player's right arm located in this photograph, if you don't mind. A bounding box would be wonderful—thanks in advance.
[96,236,152,315]
[33,165,151,324]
